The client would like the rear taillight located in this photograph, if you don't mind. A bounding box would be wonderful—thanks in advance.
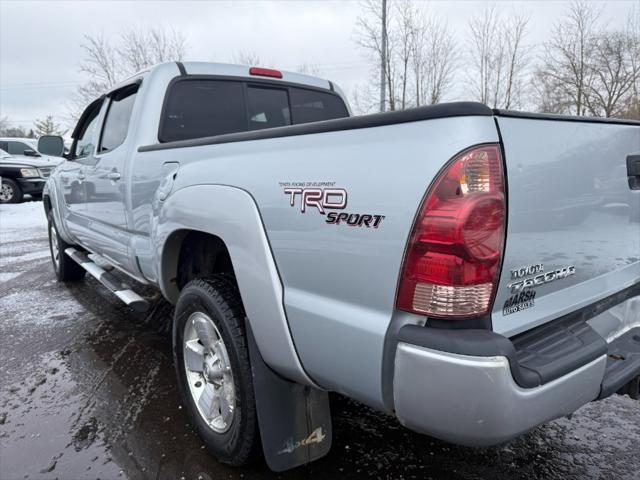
[396,144,506,319]
[249,67,283,79]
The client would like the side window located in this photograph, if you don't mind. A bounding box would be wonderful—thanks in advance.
[7,141,31,155]
[99,85,138,153]
[160,80,247,142]
[246,86,291,131]
[74,110,101,159]
[289,88,349,124]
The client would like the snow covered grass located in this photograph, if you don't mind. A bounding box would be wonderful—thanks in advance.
[0,200,47,242]
[0,201,49,270]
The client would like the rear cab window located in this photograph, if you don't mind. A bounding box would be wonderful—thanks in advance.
[159,77,349,143]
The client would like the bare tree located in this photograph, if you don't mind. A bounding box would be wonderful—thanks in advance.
[70,27,188,121]
[585,31,638,117]
[467,6,530,109]
[356,0,396,111]
[622,6,640,118]
[534,0,601,115]
[296,63,323,76]
[395,0,416,109]
[412,13,457,106]
[231,50,263,66]
[34,116,65,136]
[77,33,121,104]
[356,0,458,110]
[350,80,379,115]
[468,6,500,105]
[503,14,531,109]
[120,27,187,73]
[0,116,10,135]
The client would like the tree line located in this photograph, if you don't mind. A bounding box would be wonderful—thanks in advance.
[354,0,639,119]
[0,115,66,138]
[1,0,637,140]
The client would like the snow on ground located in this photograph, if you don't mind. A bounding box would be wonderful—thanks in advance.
[0,200,49,272]
[0,200,47,242]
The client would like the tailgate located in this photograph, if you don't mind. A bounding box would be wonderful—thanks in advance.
[493,115,640,337]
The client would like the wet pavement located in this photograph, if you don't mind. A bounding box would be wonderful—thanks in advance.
[1,200,639,480]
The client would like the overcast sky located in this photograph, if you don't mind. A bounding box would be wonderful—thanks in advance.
[0,0,636,131]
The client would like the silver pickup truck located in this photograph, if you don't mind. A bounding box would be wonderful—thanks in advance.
[41,62,640,472]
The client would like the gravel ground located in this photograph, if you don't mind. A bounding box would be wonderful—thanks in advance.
[0,200,639,480]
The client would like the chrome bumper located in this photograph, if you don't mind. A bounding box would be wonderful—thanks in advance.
[393,343,606,446]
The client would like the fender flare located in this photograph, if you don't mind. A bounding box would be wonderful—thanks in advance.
[44,177,75,245]
[155,184,317,388]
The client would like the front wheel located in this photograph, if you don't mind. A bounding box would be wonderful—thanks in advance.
[47,211,86,281]
[173,277,258,466]
[0,179,23,203]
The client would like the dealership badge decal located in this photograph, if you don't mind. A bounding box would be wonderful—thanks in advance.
[502,263,576,316]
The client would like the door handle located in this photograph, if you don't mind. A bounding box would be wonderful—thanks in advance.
[627,153,640,190]
[107,172,121,181]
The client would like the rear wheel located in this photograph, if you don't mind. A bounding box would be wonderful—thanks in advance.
[173,276,258,466]
[47,211,86,281]
[0,179,23,203]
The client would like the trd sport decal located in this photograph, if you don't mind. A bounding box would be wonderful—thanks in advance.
[280,181,385,228]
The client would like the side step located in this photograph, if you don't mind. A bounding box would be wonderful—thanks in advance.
[65,248,149,312]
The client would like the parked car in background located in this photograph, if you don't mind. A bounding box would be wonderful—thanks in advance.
[0,146,60,203]
[0,136,67,162]
[0,137,40,157]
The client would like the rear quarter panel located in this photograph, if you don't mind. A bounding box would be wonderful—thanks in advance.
[146,115,499,409]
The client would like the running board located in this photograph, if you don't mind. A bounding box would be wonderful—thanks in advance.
[65,248,149,312]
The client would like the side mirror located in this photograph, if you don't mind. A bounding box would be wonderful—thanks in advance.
[23,149,40,157]
[38,135,65,157]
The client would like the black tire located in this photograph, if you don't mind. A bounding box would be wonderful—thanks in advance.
[0,178,23,204]
[47,211,86,281]
[173,276,258,466]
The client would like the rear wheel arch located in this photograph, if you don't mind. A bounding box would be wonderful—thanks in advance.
[155,184,316,387]
[161,229,237,303]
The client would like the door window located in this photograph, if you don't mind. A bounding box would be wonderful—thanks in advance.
[99,85,138,153]
[74,111,101,159]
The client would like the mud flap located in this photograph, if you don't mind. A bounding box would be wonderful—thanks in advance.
[246,324,332,472]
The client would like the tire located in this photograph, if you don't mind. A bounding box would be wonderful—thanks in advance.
[0,178,23,204]
[173,276,258,466]
[47,211,86,281]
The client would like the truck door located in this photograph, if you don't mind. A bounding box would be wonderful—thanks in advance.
[82,83,139,271]
[58,99,104,240]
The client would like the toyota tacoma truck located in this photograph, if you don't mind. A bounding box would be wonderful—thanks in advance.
[42,62,640,471]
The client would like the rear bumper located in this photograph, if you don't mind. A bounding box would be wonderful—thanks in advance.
[392,289,640,446]
[394,343,606,446]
